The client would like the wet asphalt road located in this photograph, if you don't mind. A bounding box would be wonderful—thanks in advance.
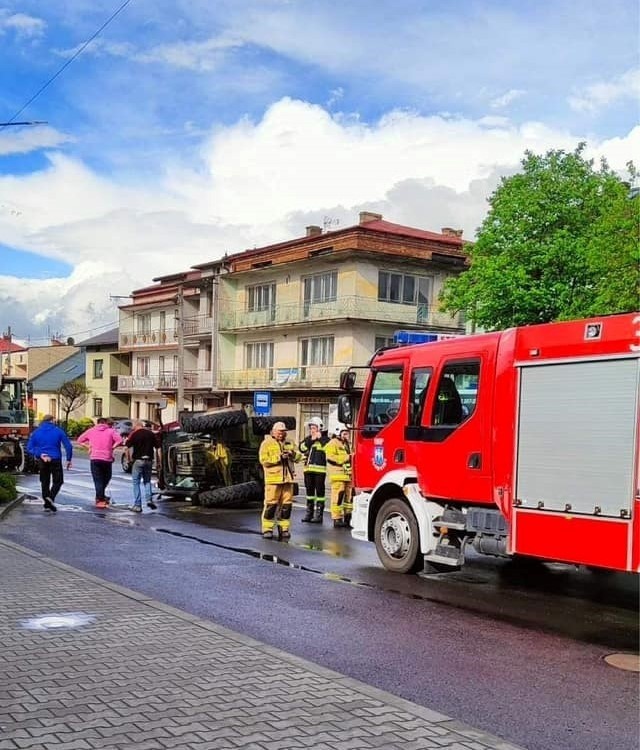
[2,454,638,750]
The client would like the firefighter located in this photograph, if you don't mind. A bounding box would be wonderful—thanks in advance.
[298,416,329,524]
[259,421,301,540]
[325,424,353,528]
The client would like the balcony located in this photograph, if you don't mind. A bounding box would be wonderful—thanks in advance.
[119,329,177,350]
[117,371,214,393]
[218,365,369,391]
[183,315,213,337]
[218,296,463,331]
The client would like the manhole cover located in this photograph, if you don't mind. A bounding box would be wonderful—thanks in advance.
[19,613,96,631]
[604,653,640,672]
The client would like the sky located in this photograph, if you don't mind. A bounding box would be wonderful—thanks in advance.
[0,0,638,344]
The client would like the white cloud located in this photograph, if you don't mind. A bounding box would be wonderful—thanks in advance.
[55,34,245,72]
[490,89,526,109]
[0,126,72,156]
[0,10,46,38]
[569,68,640,113]
[0,98,638,340]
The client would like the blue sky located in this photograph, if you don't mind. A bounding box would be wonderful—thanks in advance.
[0,0,638,342]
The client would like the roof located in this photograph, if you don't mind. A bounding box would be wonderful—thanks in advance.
[29,351,86,391]
[223,215,466,266]
[76,328,120,347]
[0,339,26,354]
[360,219,464,248]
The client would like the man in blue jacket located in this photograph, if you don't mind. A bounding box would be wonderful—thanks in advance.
[26,415,73,512]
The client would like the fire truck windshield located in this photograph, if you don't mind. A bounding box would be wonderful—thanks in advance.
[0,380,28,425]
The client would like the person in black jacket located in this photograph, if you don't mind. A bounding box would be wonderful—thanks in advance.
[298,417,330,524]
[124,421,159,512]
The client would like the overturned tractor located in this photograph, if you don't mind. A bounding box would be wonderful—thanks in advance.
[156,409,296,507]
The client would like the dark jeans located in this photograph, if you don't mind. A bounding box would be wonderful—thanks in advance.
[39,459,64,502]
[90,460,113,500]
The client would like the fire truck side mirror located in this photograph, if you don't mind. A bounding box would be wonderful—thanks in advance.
[339,370,356,391]
[337,395,353,426]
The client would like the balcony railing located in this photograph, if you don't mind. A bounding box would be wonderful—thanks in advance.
[218,365,369,390]
[119,329,177,349]
[218,296,463,331]
[183,315,213,337]
[117,371,214,392]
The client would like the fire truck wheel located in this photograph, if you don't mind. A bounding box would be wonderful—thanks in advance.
[374,498,422,574]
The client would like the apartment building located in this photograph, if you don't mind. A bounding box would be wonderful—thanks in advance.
[215,212,467,431]
[116,267,222,423]
[77,328,131,421]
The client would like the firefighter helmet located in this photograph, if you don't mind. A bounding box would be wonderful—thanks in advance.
[333,423,347,437]
[308,417,324,430]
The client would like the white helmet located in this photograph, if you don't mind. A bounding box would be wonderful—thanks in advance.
[333,423,347,437]
[308,417,324,429]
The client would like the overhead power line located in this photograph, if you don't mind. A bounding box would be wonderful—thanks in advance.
[0,0,134,130]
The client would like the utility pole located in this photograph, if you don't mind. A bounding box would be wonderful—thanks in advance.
[176,285,184,420]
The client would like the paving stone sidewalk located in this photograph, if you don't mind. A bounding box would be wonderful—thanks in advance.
[0,539,523,750]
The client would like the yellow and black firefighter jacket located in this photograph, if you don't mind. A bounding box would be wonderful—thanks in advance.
[298,433,329,474]
[259,434,301,485]
[325,437,352,482]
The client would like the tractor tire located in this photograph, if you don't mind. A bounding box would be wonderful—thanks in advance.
[197,480,263,508]
[180,409,248,434]
[251,416,296,436]
[121,452,132,474]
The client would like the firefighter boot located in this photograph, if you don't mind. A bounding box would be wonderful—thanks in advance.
[310,501,325,524]
[301,499,315,523]
[344,513,352,528]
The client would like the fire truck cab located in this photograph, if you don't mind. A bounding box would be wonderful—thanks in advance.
[0,374,31,472]
[339,312,640,574]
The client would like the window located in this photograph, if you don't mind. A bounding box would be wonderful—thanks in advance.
[431,360,479,426]
[247,283,276,313]
[378,271,432,308]
[364,368,403,427]
[409,367,432,426]
[300,336,334,366]
[374,335,395,351]
[136,357,150,377]
[245,342,274,370]
[303,271,337,315]
[136,313,151,334]
[93,398,103,417]
[93,359,104,379]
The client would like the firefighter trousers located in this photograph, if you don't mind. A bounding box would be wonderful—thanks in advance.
[262,483,294,533]
[330,481,353,521]
[303,471,326,504]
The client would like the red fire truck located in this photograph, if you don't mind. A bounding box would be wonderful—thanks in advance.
[338,312,640,574]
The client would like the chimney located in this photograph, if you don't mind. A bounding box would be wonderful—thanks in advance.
[2,326,11,342]
[359,211,383,225]
[441,227,464,238]
[306,225,322,237]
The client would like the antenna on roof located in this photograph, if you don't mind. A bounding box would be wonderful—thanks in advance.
[323,216,339,231]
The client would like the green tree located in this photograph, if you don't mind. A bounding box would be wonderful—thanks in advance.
[440,144,639,330]
[57,380,90,430]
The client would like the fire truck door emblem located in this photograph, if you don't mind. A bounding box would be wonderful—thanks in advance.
[373,438,387,471]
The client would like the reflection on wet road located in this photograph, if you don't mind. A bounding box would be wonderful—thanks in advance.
[158,500,639,652]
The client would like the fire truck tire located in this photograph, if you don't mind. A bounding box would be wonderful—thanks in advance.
[180,410,248,434]
[374,498,422,574]
[251,416,296,436]
[197,480,263,508]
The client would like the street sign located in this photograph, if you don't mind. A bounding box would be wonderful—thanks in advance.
[253,391,272,416]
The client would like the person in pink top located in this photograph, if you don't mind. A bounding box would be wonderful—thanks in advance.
[77,418,123,508]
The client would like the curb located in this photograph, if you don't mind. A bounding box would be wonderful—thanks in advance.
[0,492,26,520]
